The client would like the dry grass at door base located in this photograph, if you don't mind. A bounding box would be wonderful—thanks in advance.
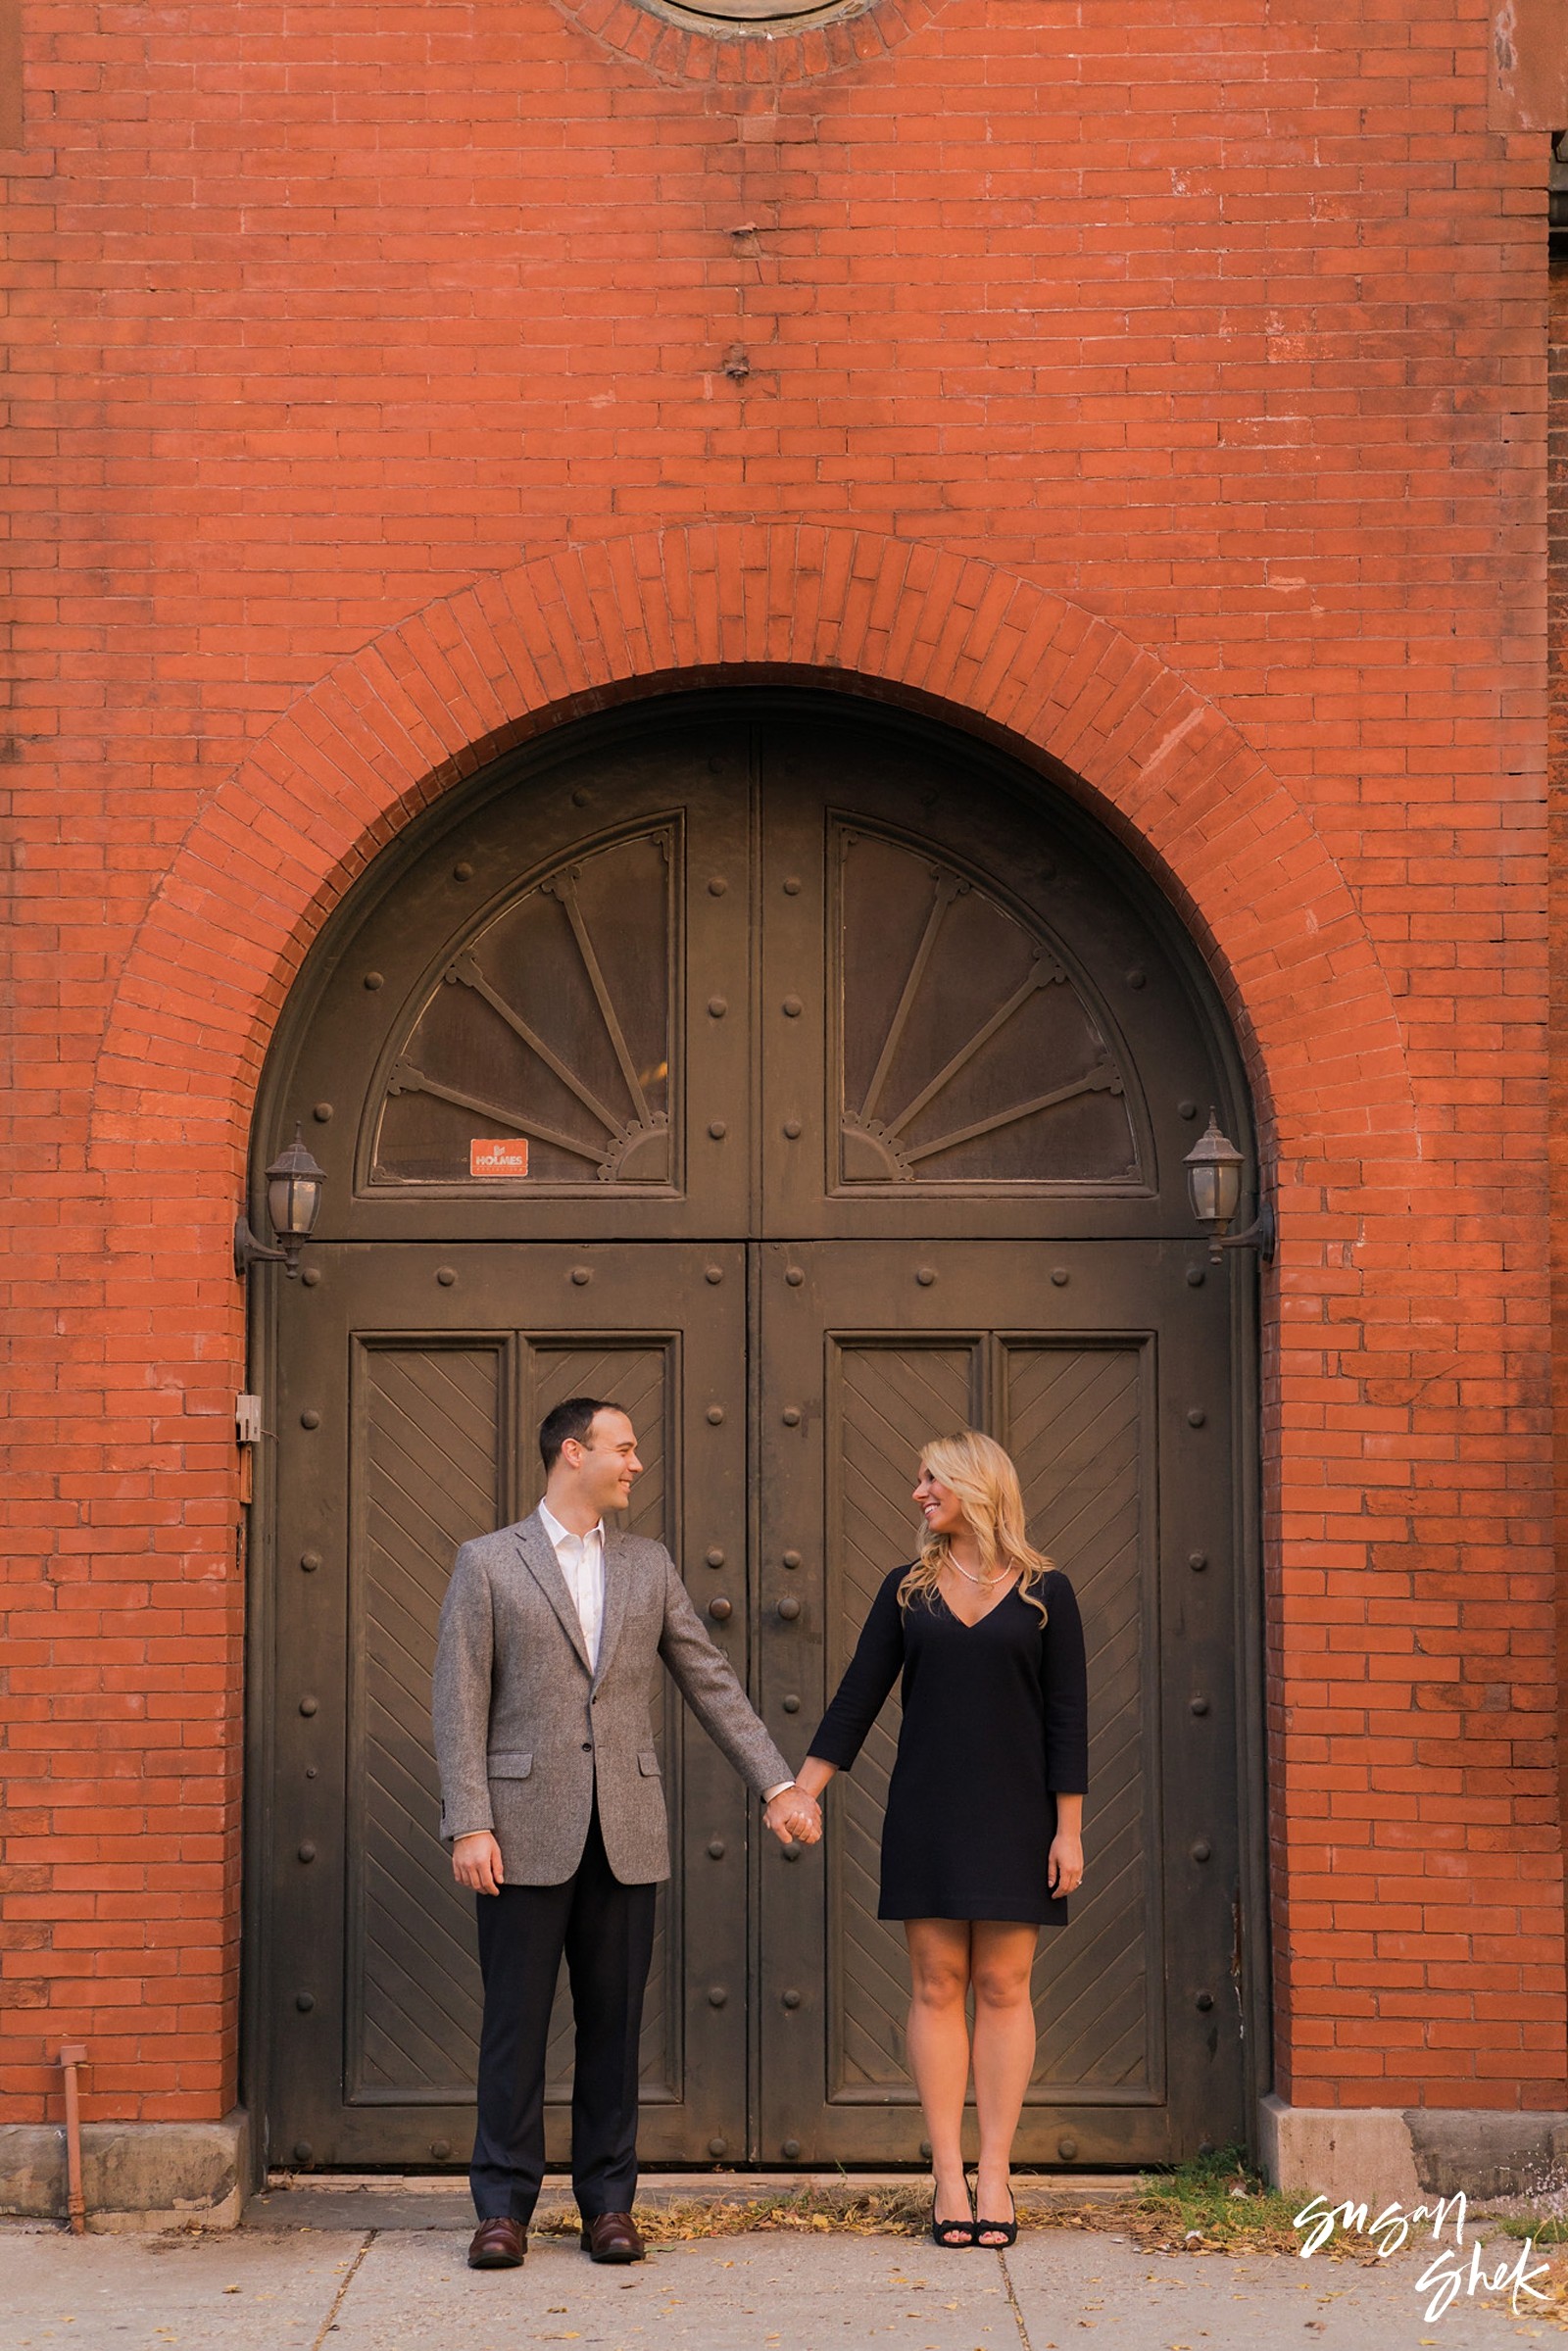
[531,2157,1314,2258]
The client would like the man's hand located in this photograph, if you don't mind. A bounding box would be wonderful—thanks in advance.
[764,1788,822,1847]
[453,1831,505,1895]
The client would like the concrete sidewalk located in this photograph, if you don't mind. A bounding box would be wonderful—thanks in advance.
[4,2195,1556,2351]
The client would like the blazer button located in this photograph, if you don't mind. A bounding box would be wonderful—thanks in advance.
[581,1740,592,1751]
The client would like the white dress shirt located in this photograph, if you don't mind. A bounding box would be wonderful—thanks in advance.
[536,1500,793,1805]
[538,1499,606,1671]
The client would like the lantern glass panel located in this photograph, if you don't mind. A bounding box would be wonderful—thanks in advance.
[1209,1157,1242,1228]
[1187,1161,1221,1226]
[269,1167,321,1241]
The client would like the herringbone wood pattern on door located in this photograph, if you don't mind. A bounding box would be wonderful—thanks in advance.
[1006,1346,1152,2090]
[821,1341,1151,2102]
[827,1344,976,2093]
[530,1346,676,2098]
[350,1345,503,2096]
[346,1340,678,2105]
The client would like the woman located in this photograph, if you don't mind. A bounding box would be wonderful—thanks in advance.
[793,1431,1088,2250]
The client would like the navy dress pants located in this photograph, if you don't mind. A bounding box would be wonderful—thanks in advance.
[469,1803,658,2225]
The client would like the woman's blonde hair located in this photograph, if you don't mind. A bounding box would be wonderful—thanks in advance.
[898,1430,1053,1621]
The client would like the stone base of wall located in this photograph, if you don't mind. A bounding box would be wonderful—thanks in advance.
[0,2111,249,2231]
[1261,2095,1568,2207]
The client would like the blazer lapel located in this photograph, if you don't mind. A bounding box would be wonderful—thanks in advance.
[593,1527,633,1690]
[515,1512,592,1674]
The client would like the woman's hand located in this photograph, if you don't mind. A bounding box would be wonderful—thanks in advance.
[763,1755,835,1845]
[1047,1830,1083,1897]
[765,1788,822,1845]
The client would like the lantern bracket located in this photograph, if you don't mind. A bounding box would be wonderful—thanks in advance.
[1209,1199,1275,1265]
[234,1215,292,1279]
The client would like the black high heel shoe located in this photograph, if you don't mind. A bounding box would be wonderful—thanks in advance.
[973,2189,1017,2248]
[928,2178,977,2248]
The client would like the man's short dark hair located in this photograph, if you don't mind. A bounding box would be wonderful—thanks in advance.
[539,1396,620,1475]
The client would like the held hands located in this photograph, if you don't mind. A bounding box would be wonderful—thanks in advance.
[764,1787,823,1847]
[1048,1830,1084,1898]
[456,1792,821,1884]
[455,1802,822,1884]
[453,1831,505,1895]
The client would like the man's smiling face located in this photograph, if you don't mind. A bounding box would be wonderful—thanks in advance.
[564,1408,642,1518]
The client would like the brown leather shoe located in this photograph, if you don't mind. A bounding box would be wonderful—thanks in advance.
[580,2210,645,2263]
[467,2216,526,2269]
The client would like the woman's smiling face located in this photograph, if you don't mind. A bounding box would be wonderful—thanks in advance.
[914,1464,967,1540]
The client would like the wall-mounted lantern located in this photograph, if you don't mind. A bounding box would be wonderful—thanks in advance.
[234,1125,326,1277]
[1183,1109,1275,1265]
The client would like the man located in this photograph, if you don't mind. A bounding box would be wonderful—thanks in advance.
[433,1396,821,2272]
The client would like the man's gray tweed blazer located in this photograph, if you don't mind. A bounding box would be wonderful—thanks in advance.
[432,1510,794,1886]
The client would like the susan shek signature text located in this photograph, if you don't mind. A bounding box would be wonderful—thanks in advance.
[1294,2192,1550,2322]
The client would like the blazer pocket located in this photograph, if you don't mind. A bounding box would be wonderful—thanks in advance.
[487,1751,534,1779]
[637,1750,662,1777]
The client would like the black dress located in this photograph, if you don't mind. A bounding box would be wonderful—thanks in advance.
[808,1566,1089,1926]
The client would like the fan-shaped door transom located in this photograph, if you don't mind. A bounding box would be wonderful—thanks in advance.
[371,825,677,1189]
[835,824,1137,1188]
[274,704,1237,1245]
[363,793,1152,1208]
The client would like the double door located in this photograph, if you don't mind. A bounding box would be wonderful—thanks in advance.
[256,695,1254,2169]
[266,1232,1238,2169]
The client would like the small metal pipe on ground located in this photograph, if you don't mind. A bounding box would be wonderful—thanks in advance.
[58,2044,87,2235]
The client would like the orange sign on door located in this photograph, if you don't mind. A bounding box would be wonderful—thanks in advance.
[468,1138,530,1178]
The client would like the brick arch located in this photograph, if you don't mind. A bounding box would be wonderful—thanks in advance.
[89,522,1417,1186]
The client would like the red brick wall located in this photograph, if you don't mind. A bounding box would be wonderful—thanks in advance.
[1549,244,1568,2056]
[1,0,1558,2128]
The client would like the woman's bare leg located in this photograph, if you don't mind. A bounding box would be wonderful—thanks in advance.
[969,1920,1039,2239]
[905,1919,973,2233]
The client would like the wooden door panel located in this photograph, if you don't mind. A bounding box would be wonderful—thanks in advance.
[269,1242,748,2167]
[1004,1344,1156,2098]
[349,1343,504,2103]
[830,1344,978,2099]
[756,1240,1240,2168]
[530,1345,676,2103]
[345,1337,685,2112]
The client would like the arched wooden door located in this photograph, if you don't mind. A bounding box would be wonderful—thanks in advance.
[250,693,1261,2172]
